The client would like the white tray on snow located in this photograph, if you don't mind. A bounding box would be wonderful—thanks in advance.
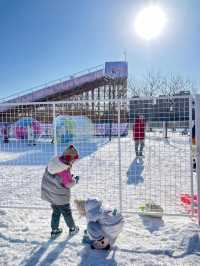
[138,209,163,218]
[139,203,164,218]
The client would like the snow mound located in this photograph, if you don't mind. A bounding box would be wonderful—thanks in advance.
[173,223,200,257]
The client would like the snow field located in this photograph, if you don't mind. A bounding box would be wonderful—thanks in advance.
[0,131,199,265]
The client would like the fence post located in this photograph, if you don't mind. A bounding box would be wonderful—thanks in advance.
[195,94,200,225]
[53,103,57,156]
[189,97,194,215]
[117,101,123,212]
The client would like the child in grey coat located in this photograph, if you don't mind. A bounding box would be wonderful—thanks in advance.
[41,144,79,239]
[75,198,124,250]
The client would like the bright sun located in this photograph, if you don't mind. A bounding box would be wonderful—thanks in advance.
[134,6,167,40]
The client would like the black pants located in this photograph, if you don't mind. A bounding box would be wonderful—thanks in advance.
[51,204,75,231]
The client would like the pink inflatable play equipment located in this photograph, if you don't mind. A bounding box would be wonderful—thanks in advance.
[14,117,42,139]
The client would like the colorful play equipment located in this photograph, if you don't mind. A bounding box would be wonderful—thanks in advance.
[14,117,42,139]
[180,193,199,219]
[180,193,198,206]
[54,115,94,143]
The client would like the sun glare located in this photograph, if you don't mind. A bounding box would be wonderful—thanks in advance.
[134,6,167,40]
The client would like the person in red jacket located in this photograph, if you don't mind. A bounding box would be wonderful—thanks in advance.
[133,115,145,157]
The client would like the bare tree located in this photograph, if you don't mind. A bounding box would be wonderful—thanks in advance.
[141,72,165,97]
[166,74,196,95]
[128,76,140,97]
[129,72,166,97]
[128,72,196,97]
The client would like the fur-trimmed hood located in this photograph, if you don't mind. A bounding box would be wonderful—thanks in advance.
[47,156,69,175]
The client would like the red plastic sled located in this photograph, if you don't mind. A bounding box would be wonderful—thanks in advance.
[180,193,199,219]
[180,193,198,206]
[180,194,191,205]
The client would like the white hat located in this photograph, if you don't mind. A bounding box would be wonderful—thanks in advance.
[85,198,102,221]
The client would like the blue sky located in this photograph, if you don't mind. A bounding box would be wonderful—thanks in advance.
[0,0,199,98]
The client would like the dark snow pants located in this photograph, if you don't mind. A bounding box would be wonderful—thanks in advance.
[51,204,75,230]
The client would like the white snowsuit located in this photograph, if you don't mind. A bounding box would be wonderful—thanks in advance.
[85,199,124,243]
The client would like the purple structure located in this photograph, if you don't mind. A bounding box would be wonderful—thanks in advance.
[0,62,128,125]
[95,123,128,137]
[0,62,128,105]
[2,70,104,105]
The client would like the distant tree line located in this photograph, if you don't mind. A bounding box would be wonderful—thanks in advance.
[128,72,196,97]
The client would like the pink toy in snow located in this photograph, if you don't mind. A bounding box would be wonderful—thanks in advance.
[180,193,198,206]
[180,193,199,219]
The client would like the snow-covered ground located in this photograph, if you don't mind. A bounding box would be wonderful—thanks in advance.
[0,209,200,266]
[0,131,200,265]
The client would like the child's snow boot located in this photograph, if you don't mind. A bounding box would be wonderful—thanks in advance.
[82,229,93,244]
[69,226,79,236]
[51,228,63,239]
[91,237,110,250]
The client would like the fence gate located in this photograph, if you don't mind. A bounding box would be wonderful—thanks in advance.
[123,96,194,216]
[0,97,196,218]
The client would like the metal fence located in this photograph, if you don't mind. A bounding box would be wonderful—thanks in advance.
[0,96,198,222]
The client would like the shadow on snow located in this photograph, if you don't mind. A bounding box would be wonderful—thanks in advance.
[127,158,144,185]
[0,138,108,166]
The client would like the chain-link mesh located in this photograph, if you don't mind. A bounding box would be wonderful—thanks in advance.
[0,97,194,216]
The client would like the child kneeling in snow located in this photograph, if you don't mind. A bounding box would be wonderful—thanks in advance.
[75,198,124,250]
[41,144,80,239]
